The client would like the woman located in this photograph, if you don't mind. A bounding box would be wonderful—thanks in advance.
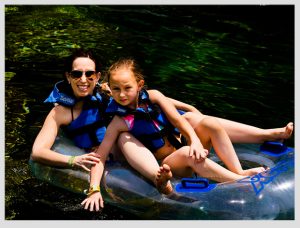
[31,49,104,171]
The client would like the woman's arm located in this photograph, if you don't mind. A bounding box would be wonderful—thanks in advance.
[31,106,72,166]
[31,106,100,171]
[148,90,207,160]
[81,116,128,211]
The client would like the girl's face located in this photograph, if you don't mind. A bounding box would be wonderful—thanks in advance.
[109,68,144,109]
[66,57,100,98]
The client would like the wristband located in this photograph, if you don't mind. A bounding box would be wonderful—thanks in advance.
[87,185,100,196]
[68,156,76,168]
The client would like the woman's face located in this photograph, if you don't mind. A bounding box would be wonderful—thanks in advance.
[66,57,100,98]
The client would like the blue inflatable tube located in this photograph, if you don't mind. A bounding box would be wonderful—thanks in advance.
[29,135,294,220]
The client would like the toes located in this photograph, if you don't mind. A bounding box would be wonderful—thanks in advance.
[155,165,173,194]
[287,122,294,133]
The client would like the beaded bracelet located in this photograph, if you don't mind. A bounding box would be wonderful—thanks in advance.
[68,156,76,168]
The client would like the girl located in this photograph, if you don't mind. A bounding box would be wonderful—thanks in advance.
[81,58,271,211]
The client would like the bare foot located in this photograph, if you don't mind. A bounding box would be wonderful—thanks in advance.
[155,164,173,195]
[283,122,294,139]
[270,122,294,142]
[240,167,266,176]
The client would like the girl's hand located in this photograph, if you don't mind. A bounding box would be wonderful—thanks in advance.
[74,152,101,171]
[189,139,209,162]
[81,191,104,212]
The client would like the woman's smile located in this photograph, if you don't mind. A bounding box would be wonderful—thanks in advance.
[77,84,89,93]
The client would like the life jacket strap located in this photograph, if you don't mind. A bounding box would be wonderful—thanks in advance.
[167,134,185,150]
[137,127,186,150]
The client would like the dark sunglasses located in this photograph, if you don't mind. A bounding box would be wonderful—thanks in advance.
[70,70,96,79]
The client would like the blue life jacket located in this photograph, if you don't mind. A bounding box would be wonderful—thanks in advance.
[106,89,185,151]
[44,80,111,149]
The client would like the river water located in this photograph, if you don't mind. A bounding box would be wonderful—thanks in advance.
[4,5,294,220]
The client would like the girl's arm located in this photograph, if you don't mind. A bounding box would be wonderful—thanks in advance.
[149,90,207,160]
[31,106,100,171]
[167,97,203,115]
[81,116,128,211]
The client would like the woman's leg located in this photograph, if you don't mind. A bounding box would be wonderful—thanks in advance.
[117,132,173,194]
[184,112,293,143]
[162,146,245,182]
[184,114,265,176]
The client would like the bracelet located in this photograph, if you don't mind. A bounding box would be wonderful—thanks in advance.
[87,185,100,196]
[68,156,76,168]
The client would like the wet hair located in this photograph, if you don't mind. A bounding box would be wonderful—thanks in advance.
[106,58,145,85]
[63,48,101,74]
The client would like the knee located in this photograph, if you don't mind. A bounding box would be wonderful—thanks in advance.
[183,112,202,127]
[117,132,132,147]
[177,146,198,164]
[200,116,222,131]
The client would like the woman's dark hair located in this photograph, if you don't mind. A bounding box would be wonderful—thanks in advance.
[63,48,101,74]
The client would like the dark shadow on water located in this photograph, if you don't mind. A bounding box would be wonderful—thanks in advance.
[9,178,139,220]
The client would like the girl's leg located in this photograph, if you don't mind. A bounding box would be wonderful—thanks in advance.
[184,112,293,143]
[184,114,265,176]
[117,132,173,194]
[213,117,293,143]
[162,146,245,182]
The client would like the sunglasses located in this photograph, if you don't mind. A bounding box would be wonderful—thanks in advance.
[70,70,96,79]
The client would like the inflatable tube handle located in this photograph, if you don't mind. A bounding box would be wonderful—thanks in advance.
[181,178,209,189]
[260,141,290,155]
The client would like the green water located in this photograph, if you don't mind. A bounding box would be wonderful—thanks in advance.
[5,5,294,220]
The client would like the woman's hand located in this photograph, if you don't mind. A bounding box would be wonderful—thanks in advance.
[73,152,101,171]
[81,191,104,212]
